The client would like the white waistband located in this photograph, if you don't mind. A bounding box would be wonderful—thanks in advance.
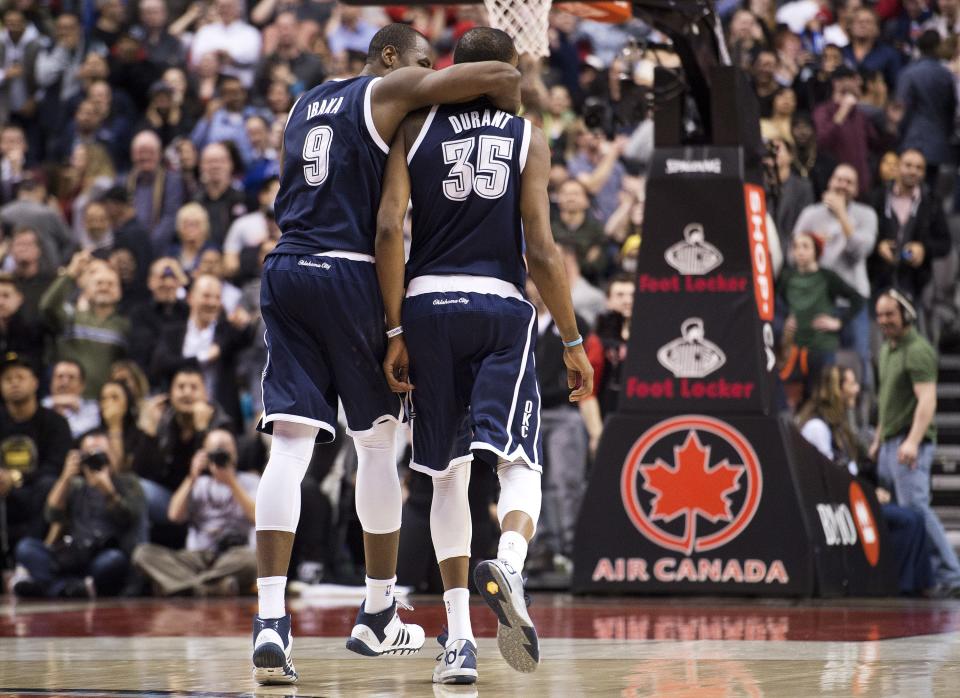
[407,275,523,300]
[311,250,375,263]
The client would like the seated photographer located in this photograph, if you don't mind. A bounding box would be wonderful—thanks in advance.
[136,362,233,544]
[9,429,145,598]
[132,429,258,596]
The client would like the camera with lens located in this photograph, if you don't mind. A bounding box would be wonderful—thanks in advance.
[207,448,232,468]
[80,451,109,472]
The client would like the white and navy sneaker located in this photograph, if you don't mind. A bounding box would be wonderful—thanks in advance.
[346,599,426,656]
[252,614,298,685]
[474,559,539,673]
[433,634,479,685]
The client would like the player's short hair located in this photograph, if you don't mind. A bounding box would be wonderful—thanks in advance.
[366,23,425,63]
[453,27,516,65]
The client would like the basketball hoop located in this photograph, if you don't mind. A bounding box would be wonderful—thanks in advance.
[483,1,632,57]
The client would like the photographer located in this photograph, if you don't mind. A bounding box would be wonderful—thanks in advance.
[9,429,144,598]
[133,429,257,596]
[136,362,232,543]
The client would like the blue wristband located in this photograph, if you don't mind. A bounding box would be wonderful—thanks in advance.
[562,335,584,348]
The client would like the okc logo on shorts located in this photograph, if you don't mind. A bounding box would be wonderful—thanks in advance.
[520,400,533,438]
[620,416,762,555]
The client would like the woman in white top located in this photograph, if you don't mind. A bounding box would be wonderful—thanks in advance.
[796,364,862,476]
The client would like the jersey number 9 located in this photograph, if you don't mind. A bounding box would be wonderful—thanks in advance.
[303,125,334,186]
[441,135,513,202]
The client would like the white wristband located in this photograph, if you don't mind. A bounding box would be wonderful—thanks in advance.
[386,326,403,338]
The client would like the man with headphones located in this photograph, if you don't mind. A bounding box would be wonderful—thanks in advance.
[871,289,960,595]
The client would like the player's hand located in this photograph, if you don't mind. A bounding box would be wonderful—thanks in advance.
[383,336,414,392]
[563,344,594,402]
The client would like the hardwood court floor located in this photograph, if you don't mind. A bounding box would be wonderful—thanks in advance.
[2,594,960,696]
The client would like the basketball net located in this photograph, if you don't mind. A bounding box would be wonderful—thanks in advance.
[483,1,632,57]
[483,0,553,57]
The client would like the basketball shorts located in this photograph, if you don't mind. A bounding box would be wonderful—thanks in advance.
[258,252,403,443]
[402,280,543,475]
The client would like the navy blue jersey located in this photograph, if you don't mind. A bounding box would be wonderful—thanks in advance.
[273,76,389,256]
[406,99,531,288]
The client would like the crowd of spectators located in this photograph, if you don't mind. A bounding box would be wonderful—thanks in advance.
[0,0,959,597]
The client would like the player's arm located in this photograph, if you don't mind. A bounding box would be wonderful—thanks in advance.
[376,126,414,393]
[521,126,594,402]
[372,62,521,143]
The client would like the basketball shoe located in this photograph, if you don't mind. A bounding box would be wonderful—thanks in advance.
[346,599,426,656]
[252,614,298,685]
[433,634,479,685]
[474,558,539,672]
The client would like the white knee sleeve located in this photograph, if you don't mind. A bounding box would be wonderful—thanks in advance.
[430,460,472,562]
[497,461,542,534]
[256,421,317,533]
[353,420,402,535]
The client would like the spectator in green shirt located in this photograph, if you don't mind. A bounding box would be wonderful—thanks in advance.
[870,290,960,595]
[39,251,130,398]
[778,231,863,399]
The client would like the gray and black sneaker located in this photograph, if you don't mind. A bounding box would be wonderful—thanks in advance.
[474,558,539,673]
[433,634,479,685]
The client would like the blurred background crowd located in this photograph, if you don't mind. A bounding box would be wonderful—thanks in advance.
[1,0,959,599]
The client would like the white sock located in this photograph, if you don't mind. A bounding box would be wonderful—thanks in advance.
[443,587,474,645]
[498,531,528,573]
[257,576,287,619]
[365,575,396,614]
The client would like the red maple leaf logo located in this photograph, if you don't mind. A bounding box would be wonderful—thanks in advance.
[639,431,744,554]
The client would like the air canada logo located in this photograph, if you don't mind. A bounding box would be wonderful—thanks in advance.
[657,318,726,378]
[620,416,763,555]
[664,224,723,275]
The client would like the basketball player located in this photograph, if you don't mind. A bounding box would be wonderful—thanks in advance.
[375,28,593,684]
[252,24,520,685]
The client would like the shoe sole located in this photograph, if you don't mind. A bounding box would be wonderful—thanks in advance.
[433,669,479,685]
[474,561,539,673]
[345,637,422,657]
[252,644,298,685]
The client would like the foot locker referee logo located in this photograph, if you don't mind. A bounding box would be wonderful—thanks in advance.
[620,416,763,555]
